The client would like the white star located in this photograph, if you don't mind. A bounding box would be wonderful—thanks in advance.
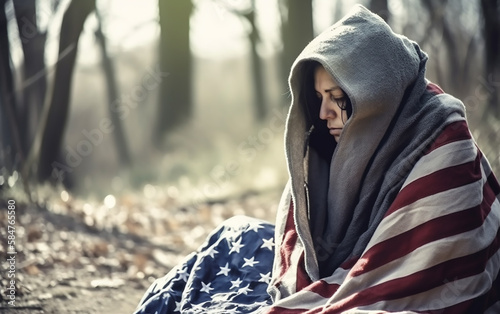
[238,284,253,295]
[261,237,275,251]
[206,246,218,258]
[242,256,259,268]
[259,272,272,284]
[174,301,182,312]
[177,267,188,281]
[229,238,245,254]
[230,277,243,289]
[216,262,231,276]
[200,281,214,294]
[248,223,264,233]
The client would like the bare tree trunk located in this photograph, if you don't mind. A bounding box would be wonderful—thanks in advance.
[0,0,33,198]
[421,0,461,95]
[481,0,500,117]
[370,0,390,23]
[280,0,314,95]
[245,7,267,121]
[461,33,480,97]
[154,0,192,144]
[95,10,132,166]
[37,0,95,182]
[0,0,24,171]
[441,18,461,93]
[12,0,47,154]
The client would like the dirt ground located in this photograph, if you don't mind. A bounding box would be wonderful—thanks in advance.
[0,189,279,313]
[1,270,146,313]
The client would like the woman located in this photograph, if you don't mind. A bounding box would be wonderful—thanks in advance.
[135,5,500,313]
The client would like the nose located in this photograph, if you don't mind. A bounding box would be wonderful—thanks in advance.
[319,98,337,121]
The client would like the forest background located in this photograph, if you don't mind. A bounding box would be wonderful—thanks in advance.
[0,0,499,312]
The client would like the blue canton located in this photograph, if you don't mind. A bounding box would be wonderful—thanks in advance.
[134,216,275,313]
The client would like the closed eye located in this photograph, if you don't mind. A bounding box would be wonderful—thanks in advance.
[330,94,345,102]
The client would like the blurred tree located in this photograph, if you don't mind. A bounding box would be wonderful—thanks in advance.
[480,0,500,117]
[420,0,462,95]
[0,0,24,173]
[370,0,390,23]
[37,0,96,182]
[280,0,314,95]
[203,0,270,121]
[244,4,267,121]
[154,0,193,143]
[95,9,132,166]
[12,0,47,154]
[211,0,268,120]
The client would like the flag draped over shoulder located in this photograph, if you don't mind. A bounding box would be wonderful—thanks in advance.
[266,4,500,313]
[267,119,500,313]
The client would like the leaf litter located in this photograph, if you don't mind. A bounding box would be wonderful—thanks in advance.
[0,185,280,313]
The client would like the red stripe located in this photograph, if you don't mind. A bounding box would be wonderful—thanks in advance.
[266,306,324,314]
[296,252,312,291]
[351,176,498,277]
[424,120,471,154]
[426,82,444,95]
[278,201,298,279]
[322,227,500,313]
[386,151,482,217]
[437,298,476,314]
[339,256,358,270]
[266,307,311,314]
[304,279,340,299]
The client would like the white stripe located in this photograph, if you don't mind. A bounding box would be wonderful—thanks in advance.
[323,265,351,286]
[402,139,477,190]
[272,288,329,310]
[367,177,484,252]
[276,244,305,298]
[355,245,500,312]
[335,198,500,300]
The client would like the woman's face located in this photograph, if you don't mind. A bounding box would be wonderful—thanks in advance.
[314,65,347,143]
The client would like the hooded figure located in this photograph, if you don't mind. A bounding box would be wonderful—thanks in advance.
[268,4,500,313]
[135,5,500,314]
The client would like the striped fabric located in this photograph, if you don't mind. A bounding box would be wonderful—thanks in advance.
[268,120,500,313]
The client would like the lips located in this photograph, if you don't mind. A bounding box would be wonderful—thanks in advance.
[329,128,343,136]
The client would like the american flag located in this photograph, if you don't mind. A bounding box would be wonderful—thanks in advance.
[134,216,275,313]
[267,118,500,313]
[135,83,500,313]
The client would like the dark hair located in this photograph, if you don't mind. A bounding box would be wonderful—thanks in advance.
[300,61,352,161]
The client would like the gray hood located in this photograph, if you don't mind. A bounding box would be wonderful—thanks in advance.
[282,4,466,278]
